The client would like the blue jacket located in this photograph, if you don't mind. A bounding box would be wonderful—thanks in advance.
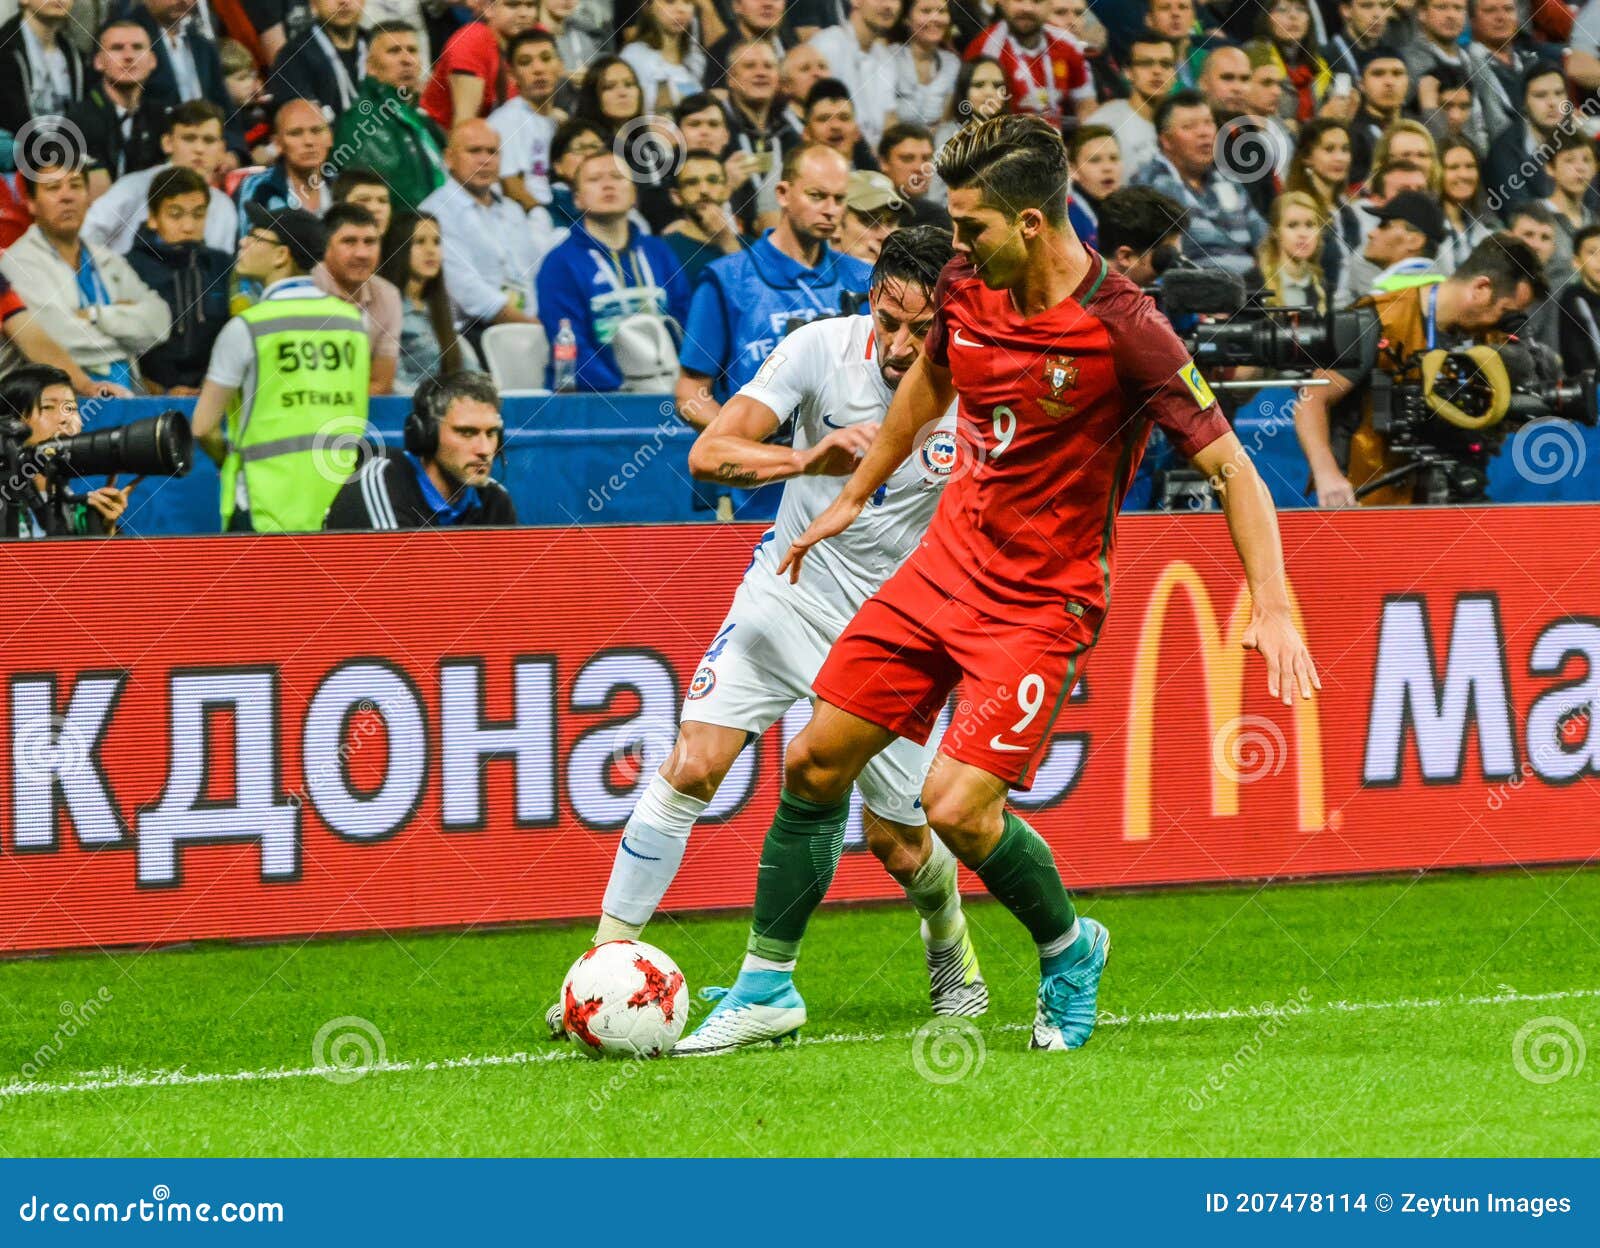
[680,230,871,402]
[533,222,691,392]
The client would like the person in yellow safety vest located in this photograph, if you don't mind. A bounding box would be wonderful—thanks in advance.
[191,205,371,532]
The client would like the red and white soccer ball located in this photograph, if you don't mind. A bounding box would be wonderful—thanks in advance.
[560,940,690,1059]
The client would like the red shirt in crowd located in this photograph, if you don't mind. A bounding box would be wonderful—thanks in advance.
[964,22,1093,127]
[420,21,512,129]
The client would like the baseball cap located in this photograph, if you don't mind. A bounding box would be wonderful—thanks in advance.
[1372,190,1446,247]
[846,170,907,216]
[245,203,328,270]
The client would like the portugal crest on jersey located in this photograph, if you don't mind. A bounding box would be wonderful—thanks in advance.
[1040,354,1080,420]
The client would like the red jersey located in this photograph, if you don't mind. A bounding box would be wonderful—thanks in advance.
[913,252,1229,623]
[964,23,1093,126]
[421,22,510,129]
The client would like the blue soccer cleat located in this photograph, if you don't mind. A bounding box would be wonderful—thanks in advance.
[1029,917,1111,1051]
[672,970,806,1056]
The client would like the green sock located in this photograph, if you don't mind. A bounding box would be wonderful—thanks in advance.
[974,811,1077,949]
[746,788,849,963]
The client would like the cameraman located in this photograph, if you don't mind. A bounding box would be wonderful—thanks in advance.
[0,366,132,539]
[1293,234,1546,507]
[1097,186,1188,288]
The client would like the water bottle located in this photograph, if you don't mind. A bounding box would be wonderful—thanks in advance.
[553,318,578,392]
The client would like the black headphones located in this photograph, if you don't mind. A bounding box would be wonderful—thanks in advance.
[403,376,445,458]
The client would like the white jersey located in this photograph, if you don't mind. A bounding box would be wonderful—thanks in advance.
[737,314,955,633]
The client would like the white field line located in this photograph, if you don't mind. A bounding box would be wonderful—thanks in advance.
[2,986,1595,1102]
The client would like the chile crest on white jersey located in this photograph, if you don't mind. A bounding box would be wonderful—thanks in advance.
[735,313,957,633]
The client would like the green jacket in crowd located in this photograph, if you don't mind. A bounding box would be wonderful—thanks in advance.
[331,78,447,214]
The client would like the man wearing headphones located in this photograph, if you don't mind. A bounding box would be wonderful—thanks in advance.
[323,371,517,530]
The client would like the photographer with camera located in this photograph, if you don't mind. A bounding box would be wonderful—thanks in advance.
[0,366,133,539]
[1292,234,1547,507]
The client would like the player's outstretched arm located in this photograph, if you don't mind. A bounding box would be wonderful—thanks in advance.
[777,353,955,582]
[1190,431,1321,707]
[688,396,880,487]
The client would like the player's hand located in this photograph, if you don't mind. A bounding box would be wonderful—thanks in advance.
[778,492,866,583]
[1313,468,1356,508]
[802,422,879,476]
[1242,608,1320,706]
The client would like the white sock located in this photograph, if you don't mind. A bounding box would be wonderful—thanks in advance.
[597,774,708,935]
[740,953,796,974]
[1037,918,1082,962]
[904,835,965,946]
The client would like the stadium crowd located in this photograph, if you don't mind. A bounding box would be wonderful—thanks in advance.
[0,0,1594,532]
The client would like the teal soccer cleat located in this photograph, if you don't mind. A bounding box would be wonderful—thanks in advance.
[672,970,806,1055]
[1029,917,1111,1051]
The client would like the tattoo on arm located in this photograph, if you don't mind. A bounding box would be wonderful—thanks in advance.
[715,462,761,487]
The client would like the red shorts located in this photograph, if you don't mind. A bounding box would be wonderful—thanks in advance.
[813,562,1101,788]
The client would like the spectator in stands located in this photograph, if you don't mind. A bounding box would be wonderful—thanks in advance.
[245,0,312,63]
[1246,0,1327,124]
[490,29,565,212]
[545,119,609,230]
[622,0,709,111]
[0,0,89,139]
[1254,191,1328,310]
[1086,31,1174,180]
[310,202,402,395]
[1369,120,1441,196]
[723,39,790,227]
[673,92,736,182]
[706,0,793,89]
[269,0,370,116]
[838,169,908,262]
[1506,201,1561,290]
[1198,45,1251,118]
[889,0,958,131]
[534,0,599,75]
[1558,224,1600,371]
[1324,0,1390,82]
[331,21,446,215]
[377,212,474,392]
[804,78,880,171]
[660,150,745,288]
[421,0,542,130]
[1287,119,1361,296]
[1470,0,1540,123]
[0,159,171,391]
[69,18,165,196]
[1541,128,1600,281]
[124,166,232,394]
[534,152,691,392]
[877,123,946,225]
[333,168,392,239]
[191,205,373,532]
[964,0,1094,128]
[1423,63,1478,149]
[0,366,132,538]
[84,102,236,255]
[576,55,677,230]
[676,143,870,437]
[131,0,237,139]
[0,274,136,398]
[1438,138,1500,272]
[1484,64,1571,213]
[1097,184,1188,285]
[1347,45,1411,185]
[1066,125,1122,251]
[1132,90,1266,276]
[1335,189,1443,308]
[421,119,542,337]
[325,371,515,530]
[779,43,831,134]
[1145,0,1204,90]
[808,0,898,148]
[1296,233,1544,506]
[219,40,273,166]
[236,100,336,229]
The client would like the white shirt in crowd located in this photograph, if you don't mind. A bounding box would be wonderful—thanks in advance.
[738,313,955,634]
[419,176,542,325]
[21,20,71,114]
[620,40,707,110]
[82,164,239,255]
[163,27,204,101]
[1085,99,1157,180]
[487,96,556,205]
[890,45,959,131]
[807,22,898,149]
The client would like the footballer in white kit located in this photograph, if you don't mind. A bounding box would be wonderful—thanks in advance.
[550,228,986,1040]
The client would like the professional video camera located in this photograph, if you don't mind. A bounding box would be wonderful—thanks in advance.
[0,408,193,536]
[1366,340,1599,503]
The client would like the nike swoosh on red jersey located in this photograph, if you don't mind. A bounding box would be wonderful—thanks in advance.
[952,328,983,348]
[989,735,1029,752]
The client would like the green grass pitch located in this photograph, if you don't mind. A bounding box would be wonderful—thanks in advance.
[2,868,1596,1157]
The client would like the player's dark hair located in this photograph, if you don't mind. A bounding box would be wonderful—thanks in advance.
[877,121,934,162]
[869,225,954,298]
[146,165,209,214]
[936,114,1071,224]
[804,77,855,117]
[1153,88,1208,137]
[1454,232,1549,301]
[1067,124,1117,164]
[1097,186,1188,256]
[163,99,225,135]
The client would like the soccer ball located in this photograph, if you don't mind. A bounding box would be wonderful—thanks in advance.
[560,940,690,1059]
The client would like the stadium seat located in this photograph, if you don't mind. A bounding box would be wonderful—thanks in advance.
[481,323,551,395]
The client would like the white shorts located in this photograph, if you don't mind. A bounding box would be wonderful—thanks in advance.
[681,570,937,826]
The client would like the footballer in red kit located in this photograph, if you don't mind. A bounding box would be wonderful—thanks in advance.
[677,114,1318,1058]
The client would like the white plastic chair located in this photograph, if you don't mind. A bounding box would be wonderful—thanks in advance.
[480,322,551,395]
